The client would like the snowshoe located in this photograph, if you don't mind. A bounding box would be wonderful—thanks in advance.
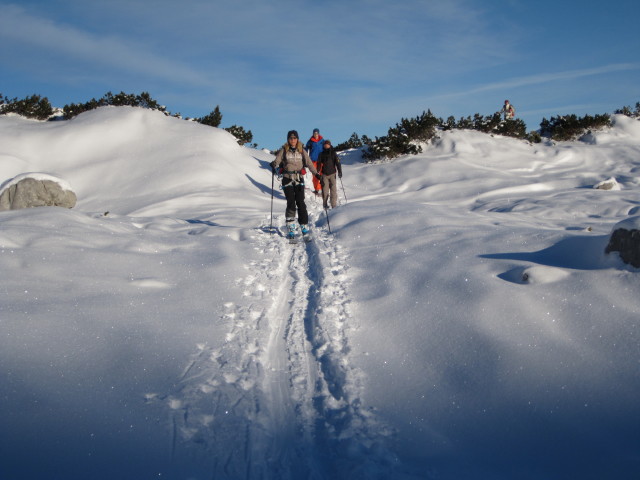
[287,222,298,244]
[300,224,312,243]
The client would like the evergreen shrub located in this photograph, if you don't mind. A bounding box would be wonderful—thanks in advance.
[615,102,640,118]
[363,110,439,161]
[197,106,222,127]
[539,113,611,141]
[224,125,254,146]
[0,94,53,120]
[62,91,166,119]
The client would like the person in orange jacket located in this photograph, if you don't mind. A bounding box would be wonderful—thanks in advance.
[305,128,324,195]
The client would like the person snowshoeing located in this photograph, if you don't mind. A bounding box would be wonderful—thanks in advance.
[501,100,515,120]
[271,130,320,240]
[317,139,343,210]
[305,128,324,195]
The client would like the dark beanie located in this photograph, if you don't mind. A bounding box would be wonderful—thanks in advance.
[287,130,299,139]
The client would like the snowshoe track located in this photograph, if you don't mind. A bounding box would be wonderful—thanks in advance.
[164,208,399,479]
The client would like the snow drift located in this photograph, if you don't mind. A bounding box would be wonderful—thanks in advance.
[1,107,639,479]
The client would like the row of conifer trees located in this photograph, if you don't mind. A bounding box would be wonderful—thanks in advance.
[1,92,638,159]
[0,91,255,147]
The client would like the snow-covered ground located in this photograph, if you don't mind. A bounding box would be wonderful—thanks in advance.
[1,107,639,479]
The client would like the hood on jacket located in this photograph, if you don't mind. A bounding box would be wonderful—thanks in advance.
[282,141,304,153]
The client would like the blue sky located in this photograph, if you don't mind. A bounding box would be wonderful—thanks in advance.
[1,0,639,149]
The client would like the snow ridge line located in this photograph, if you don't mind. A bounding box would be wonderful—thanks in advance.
[160,209,400,478]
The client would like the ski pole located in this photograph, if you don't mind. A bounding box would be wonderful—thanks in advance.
[318,173,332,234]
[270,167,275,233]
[321,179,332,234]
[324,205,332,234]
[339,176,347,204]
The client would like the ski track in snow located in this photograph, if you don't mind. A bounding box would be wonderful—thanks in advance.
[163,202,402,479]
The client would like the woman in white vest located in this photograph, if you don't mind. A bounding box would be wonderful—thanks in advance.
[271,130,320,239]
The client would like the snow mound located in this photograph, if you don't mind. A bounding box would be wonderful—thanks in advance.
[2,106,640,479]
[521,265,571,284]
[612,215,640,231]
[0,172,73,193]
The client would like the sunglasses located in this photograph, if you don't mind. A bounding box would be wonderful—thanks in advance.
[288,136,298,140]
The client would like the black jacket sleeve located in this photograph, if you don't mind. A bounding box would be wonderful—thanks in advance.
[334,152,342,177]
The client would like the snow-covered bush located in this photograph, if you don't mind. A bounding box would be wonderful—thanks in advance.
[62,91,167,119]
[195,106,254,146]
[0,94,53,120]
[442,112,528,139]
[614,102,640,118]
[224,124,255,146]
[539,113,611,141]
[197,105,223,127]
[362,110,439,161]
[334,132,364,152]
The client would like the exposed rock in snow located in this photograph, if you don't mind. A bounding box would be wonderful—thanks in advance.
[593,176,620,190]
[605,216,640,267]
[0,173,76,210]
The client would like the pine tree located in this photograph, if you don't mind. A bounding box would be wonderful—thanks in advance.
[62,91,166,119]
[0,94,53,120]
[539,113,611,141]
[224,125,253,145]
[335,132,363,151]
[198,106,223,127]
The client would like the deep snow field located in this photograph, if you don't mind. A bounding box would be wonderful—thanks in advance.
[1,107,639,479]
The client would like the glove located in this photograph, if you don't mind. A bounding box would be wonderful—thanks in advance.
[315,174,322,181]
[338,173,342,179]
[270,161,277,173]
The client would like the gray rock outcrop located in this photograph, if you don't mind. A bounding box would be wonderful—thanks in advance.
[594,177,620,191]
[605,218,640,268]
[0,177,77,211]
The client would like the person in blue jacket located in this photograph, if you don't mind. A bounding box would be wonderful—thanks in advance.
[305,128,324,195]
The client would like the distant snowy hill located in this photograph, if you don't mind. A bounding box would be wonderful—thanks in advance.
[1,107,639,479]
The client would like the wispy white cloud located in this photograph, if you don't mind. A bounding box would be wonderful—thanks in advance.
[521,103,617,117]
[437,63,640,99]
[0,0,511,111]
[2,0,637,147]
[0,4,210,87]
[77,0,510,86]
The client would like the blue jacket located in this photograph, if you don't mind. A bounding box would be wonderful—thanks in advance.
[306,135,324,161]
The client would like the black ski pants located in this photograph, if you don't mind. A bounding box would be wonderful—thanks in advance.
[283,181,309,225]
